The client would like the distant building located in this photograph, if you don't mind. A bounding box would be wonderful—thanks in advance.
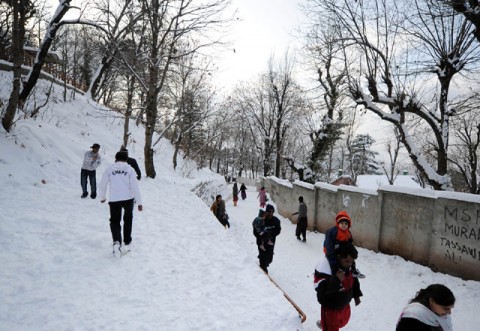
[330,175,354,186]
[22,46,64,68]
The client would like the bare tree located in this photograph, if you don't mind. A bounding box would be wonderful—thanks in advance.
[232,53,305,177]
[164,46,218,170]
[301,16,350,179]
[233,80,276,176]
[267,53,306,177]
[449,100,480,193]
[87,0,140,100]
[445,1,480,43]
[0,2,13,60]
[17,0,77,104]
[382,127,403,185]
[135,0,231,178]
[310,0,480,190]
[1,0,36,132]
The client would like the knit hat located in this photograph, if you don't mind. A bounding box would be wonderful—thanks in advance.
[335,210,352,228]
[258,209,266,217]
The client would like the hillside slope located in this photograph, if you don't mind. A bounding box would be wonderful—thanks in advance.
[0,71,302,330]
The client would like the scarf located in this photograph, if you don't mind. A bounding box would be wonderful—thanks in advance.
[336,228,352,242]
[398,302,453,331]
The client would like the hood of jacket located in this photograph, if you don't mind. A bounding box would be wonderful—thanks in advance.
[335,210,352,228]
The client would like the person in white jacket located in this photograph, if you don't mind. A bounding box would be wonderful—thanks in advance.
[99,151,143,256]
[80,143,102,199]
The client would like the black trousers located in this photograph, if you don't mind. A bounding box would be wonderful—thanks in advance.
[109,199,134,245]
[295,217,307,240]
[258,244,274,271]
[216,214,230,228]
[81,169,96,195]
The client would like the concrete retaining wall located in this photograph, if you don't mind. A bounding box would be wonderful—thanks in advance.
[257,177,480,281]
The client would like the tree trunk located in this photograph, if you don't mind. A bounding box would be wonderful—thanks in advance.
[144,84,158,178]
[123,75,135,147]
[88,49,117,100]
[2,0,26,132]
[436,77,451,177]
[275,134,282,177]
[173,143,180,170]
[18,0,71,103]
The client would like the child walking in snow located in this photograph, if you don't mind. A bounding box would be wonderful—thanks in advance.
[240,183,247,200]
[257,186,267,208]
[323,210,365,278]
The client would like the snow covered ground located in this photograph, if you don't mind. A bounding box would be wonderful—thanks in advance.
[1,72,479,330]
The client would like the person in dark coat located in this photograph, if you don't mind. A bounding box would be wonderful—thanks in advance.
[396,284,455,331]
[252,204,281,273]
[292,196,307,242]
[210,195,230,228]
[314,242,362,331]
[120,147,141,180]
[232,182,239,206]
[252,209,274,252]
[240,183,247,200]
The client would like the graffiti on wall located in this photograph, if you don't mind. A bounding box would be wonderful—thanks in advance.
[439,206,480,264]
[342,193,371,209]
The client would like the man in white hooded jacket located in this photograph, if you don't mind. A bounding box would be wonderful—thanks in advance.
[99,151,143,256]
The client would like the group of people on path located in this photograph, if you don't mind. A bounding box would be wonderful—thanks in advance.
[83,144,456,330]
[232,181,248,207]
[80,143,143,256]
[218,184,456,331]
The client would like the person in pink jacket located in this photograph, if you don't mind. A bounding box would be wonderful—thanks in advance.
[257,186,267,208]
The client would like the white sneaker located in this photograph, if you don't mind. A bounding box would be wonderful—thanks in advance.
[123,243,131,254]
[112,241,122,256]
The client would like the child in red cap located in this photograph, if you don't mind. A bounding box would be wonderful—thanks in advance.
[323,210,365,278]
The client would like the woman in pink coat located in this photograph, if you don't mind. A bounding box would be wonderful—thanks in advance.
[257,186,267,208]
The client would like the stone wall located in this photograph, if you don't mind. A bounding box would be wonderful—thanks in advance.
[258,177,480,281]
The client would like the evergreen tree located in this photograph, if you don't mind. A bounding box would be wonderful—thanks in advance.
[308,117,344,179]
[349,134,381,175]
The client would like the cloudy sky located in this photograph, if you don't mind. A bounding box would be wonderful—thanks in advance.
[212,0,305,89]
[56,0,304,89]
